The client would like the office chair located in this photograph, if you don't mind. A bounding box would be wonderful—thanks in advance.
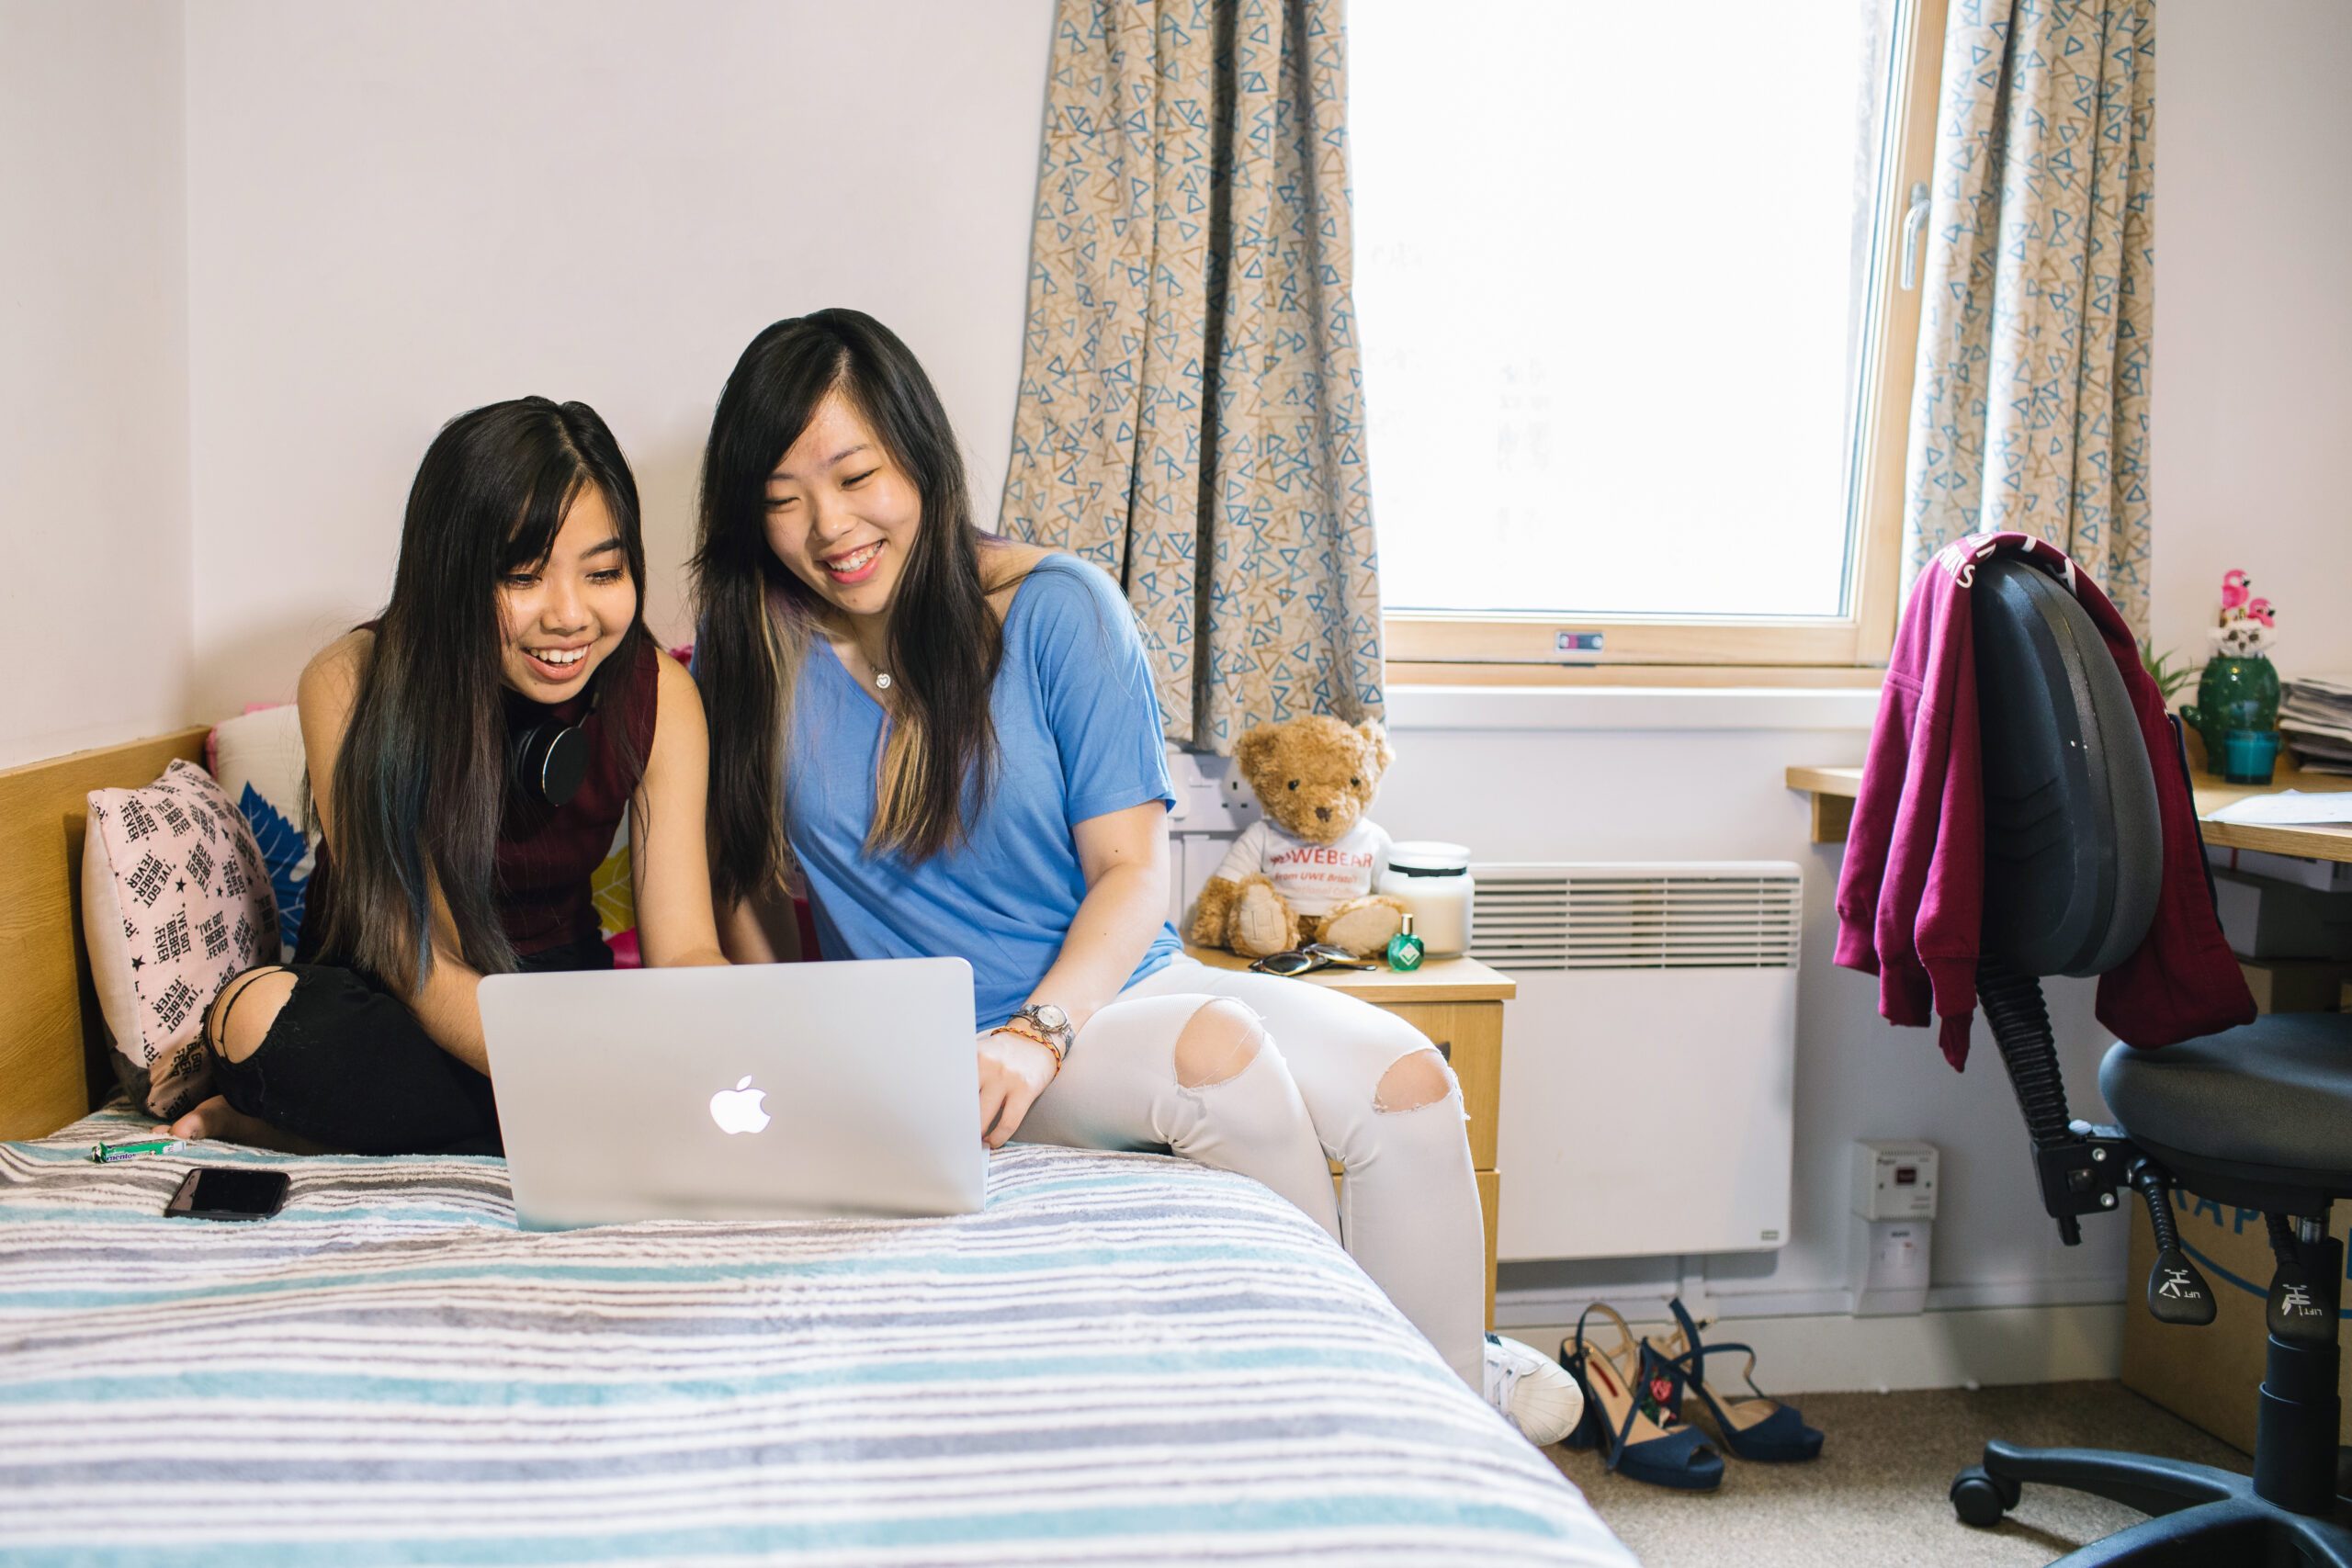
[1946,552,2352,1564]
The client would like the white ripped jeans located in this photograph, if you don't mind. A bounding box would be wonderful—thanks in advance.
[1015,955,1485,1384]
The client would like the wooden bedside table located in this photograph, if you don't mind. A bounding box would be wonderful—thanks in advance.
[1183,945,1514,1327]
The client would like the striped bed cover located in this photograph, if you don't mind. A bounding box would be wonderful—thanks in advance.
[0,1105,1633,1567]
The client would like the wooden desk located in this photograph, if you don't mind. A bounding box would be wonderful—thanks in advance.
[1185,945,1513,1326]
[1787,762,2352,864]
[2186,770,2352,863]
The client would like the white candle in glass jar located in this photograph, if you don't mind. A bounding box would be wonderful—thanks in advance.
[1378,840,1475,956]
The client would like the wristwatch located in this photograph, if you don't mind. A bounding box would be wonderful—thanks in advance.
[1000,1002,1075,1068]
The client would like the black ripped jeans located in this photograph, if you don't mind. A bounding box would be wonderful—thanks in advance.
[204,938,611,1156]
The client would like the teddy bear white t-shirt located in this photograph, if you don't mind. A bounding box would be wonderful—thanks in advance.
[1210,818,1392,917]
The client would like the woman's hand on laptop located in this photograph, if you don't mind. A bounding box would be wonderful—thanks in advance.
[976,1030,1058,1149]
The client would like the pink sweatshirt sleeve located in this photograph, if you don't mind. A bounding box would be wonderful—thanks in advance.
[2074,577,2258,1047]
[1866,570,1973,1034]
[1832,672,1920,977]
[1913,636,1984,1067]
[1871,673,1949,1033]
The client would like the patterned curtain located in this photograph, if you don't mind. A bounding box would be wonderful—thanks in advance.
[999,0,1384,752]
[1904,0,2156,631]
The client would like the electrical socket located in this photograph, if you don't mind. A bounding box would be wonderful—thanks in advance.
[1164,746,1262,836]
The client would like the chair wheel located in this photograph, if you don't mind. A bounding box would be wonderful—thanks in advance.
[1951,1465,2020,1528]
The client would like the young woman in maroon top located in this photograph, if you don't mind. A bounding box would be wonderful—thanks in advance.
[161,398,727,1154]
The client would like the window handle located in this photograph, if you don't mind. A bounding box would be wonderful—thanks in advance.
[1899,180,1931,291]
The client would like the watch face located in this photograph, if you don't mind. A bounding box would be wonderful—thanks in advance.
[1032,1005,1069,1032]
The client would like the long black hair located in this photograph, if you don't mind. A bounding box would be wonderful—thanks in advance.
[692,309,1004,905]
[317,397,651,988]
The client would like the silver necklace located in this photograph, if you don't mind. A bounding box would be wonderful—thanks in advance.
[842,627,891,691]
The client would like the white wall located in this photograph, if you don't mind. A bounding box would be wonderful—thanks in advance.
[182,0,1054,715]
[2150,0,2352,680]
[0,1,190,768]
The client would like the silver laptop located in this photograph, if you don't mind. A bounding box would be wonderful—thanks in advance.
[478,957,984,1229]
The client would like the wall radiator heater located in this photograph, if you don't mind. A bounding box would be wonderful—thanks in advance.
[1474,862,1804,1262]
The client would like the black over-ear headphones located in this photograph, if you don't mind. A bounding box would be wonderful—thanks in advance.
[508,666,602,808]
[510,718,589,807]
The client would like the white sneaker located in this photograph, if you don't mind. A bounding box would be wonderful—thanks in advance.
[1482,1332,1586,1445]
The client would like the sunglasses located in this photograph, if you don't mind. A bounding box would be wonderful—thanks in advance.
[1248,942,1381,977]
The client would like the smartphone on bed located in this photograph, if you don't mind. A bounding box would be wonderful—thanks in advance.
[164,1168,289,1222]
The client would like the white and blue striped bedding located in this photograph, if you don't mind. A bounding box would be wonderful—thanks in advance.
[1,1104,1632,1567]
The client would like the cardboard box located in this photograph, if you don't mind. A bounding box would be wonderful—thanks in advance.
[2211,870,2352,961]
[2238,956,2352,1014]
[2121,1193,2352,1454]
[2211,844,2352,895]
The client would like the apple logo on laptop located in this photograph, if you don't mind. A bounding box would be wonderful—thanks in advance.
[708,1075,772,1135]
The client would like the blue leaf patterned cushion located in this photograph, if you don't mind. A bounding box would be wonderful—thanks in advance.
[208,706,315,961]
[238,783,308,954]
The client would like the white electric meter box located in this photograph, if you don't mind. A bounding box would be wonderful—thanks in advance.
[1853,1139,1939,1221]
[1849,1140,1938,1316]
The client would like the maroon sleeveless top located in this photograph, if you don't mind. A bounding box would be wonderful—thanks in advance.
[300,635,661,968]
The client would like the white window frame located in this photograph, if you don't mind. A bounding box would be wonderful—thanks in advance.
[1378,0,1951,688]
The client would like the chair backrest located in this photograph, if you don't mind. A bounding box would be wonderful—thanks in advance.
[1973,554,2163,977]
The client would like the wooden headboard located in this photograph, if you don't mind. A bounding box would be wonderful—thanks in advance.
[0,728,209,1140]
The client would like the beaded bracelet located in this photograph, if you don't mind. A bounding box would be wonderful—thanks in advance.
[989,1020,1066,1075]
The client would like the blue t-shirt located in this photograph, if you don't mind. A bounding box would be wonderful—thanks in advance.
[785,553,1182,1027]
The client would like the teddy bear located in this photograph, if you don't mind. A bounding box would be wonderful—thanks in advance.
[1187,714,1409,961]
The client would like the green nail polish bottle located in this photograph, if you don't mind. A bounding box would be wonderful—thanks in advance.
[1385,912,1424,973]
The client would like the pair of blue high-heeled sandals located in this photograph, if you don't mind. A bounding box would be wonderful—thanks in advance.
[1559,1298,1825,1490]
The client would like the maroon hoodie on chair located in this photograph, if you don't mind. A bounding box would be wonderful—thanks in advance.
[1833,532,2255,1068]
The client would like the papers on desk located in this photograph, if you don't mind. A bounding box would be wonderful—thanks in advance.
[2281,677,2352,774]
[2206,791,2352,827]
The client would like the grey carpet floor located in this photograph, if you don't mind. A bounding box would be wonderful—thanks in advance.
[1545,1381,2249,1567]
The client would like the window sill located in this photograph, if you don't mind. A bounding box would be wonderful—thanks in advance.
[1385,681,1883,734]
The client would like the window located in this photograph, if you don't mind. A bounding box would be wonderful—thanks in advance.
[1350,0,1950,677]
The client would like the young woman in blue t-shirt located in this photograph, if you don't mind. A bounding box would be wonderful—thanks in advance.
[691,310,1576,1431]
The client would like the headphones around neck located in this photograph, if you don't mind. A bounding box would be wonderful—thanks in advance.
[510,717,589,807]
[507,663,603,808]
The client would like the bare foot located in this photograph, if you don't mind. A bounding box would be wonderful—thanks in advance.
[154,1096,326,1155]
